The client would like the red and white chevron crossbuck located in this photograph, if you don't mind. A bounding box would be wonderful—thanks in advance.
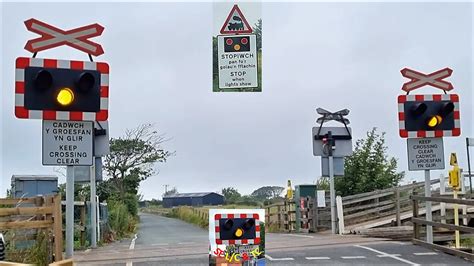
[24,18,105,56]
[214,213,260,245]
[401,68,453,93]
[398,94,460,138]
[15,57,109,121]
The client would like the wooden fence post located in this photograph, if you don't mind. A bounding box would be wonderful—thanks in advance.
[34,196,44,220]
[44,196,54,262]
[412,191,420,240]
[396,186,401,226]
[314,198,319,231]
[53,194,63,261]
[277,205,282,231]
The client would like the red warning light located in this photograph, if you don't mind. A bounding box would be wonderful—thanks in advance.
[226,38,233,45]
[241,38,248,45]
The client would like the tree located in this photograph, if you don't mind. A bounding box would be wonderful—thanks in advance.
[335,128,404,196]
[251,186,285,200]
[162,187,178,197]
[221,187,241,203]
[253,19,262,51]
[98,124,172,203]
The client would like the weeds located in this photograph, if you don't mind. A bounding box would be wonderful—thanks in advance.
[5,230,50,265]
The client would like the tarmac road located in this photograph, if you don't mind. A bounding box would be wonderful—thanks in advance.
[74,212,473,265]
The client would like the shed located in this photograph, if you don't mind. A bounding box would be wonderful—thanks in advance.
[163,192,224,208]
[11,175,58,198]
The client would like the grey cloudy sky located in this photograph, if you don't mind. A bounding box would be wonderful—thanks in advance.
[1,1,473,200]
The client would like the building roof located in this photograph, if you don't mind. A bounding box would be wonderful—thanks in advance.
[163,192,222,198]
[11,175,58,181]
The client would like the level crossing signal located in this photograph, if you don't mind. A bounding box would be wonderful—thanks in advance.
[15,57,109,121]
[398,94,460,138]
[224,36,251,52]
[25,67,100,112]
[215,213,261,245]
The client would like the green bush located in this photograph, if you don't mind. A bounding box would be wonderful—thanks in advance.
[123,193,139,217]
[108,201,132,238]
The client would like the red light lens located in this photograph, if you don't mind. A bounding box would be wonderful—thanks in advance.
[241,38,248,45]
[226,39,233,45]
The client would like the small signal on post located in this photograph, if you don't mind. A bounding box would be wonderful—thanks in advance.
[224,36,251,53]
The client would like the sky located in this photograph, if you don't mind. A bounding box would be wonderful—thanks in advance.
[1,1,473,200]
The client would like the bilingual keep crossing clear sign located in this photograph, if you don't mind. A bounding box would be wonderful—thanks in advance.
[407,137,445,171]
[217,34,258,89]
[42,120,93,166]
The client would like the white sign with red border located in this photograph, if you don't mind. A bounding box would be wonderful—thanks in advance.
[220,4,253,34]
[397,94,460,138]
[24,18,105,56]
[401,68,453,93]
[15,57,109,121]
[214,213,261,245]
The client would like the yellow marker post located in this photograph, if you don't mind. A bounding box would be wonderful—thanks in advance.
[453,187,460,249]
[286,180,293,200]
[449,153,460,249]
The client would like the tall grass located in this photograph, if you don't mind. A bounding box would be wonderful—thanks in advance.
[108,201,137,238]
[168,207,208,228]
[166,205,261,229]
[5,230,50,265]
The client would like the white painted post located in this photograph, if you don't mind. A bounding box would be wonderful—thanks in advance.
[462,199,467,225]
[97,195,101,243]
[90,161,97,248]
[440,174,446,224]
[425,170,433,244]
[336,196,344,235]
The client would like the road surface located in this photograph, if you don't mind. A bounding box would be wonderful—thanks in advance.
[74,212,472,265]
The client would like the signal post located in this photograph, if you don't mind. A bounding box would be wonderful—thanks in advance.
[398,67,460,244]
[312,108,353,234]
[14,18,109,258]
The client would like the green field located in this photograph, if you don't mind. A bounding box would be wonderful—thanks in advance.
[143,204,261,229]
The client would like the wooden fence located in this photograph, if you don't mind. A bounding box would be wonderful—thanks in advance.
[341,179,440,231]
[265,179,441,233]
[0,195,63,262]
[411,194,474,261]
[192,207,209,221]
[265,200,296,232]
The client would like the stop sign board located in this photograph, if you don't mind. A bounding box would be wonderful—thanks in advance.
[42,120,93,166]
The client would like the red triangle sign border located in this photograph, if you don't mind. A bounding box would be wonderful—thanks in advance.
[220,4,253,34]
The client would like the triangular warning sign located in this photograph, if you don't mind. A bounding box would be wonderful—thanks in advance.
[220,4,253,34]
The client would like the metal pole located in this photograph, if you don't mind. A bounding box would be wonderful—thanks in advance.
[66,166,74,258]
[329,155,336,234]
[424,169,433,244]
[96,195,100,244]
[90,160,97,248]
[466,138,472,195]
[327,131,337,234]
